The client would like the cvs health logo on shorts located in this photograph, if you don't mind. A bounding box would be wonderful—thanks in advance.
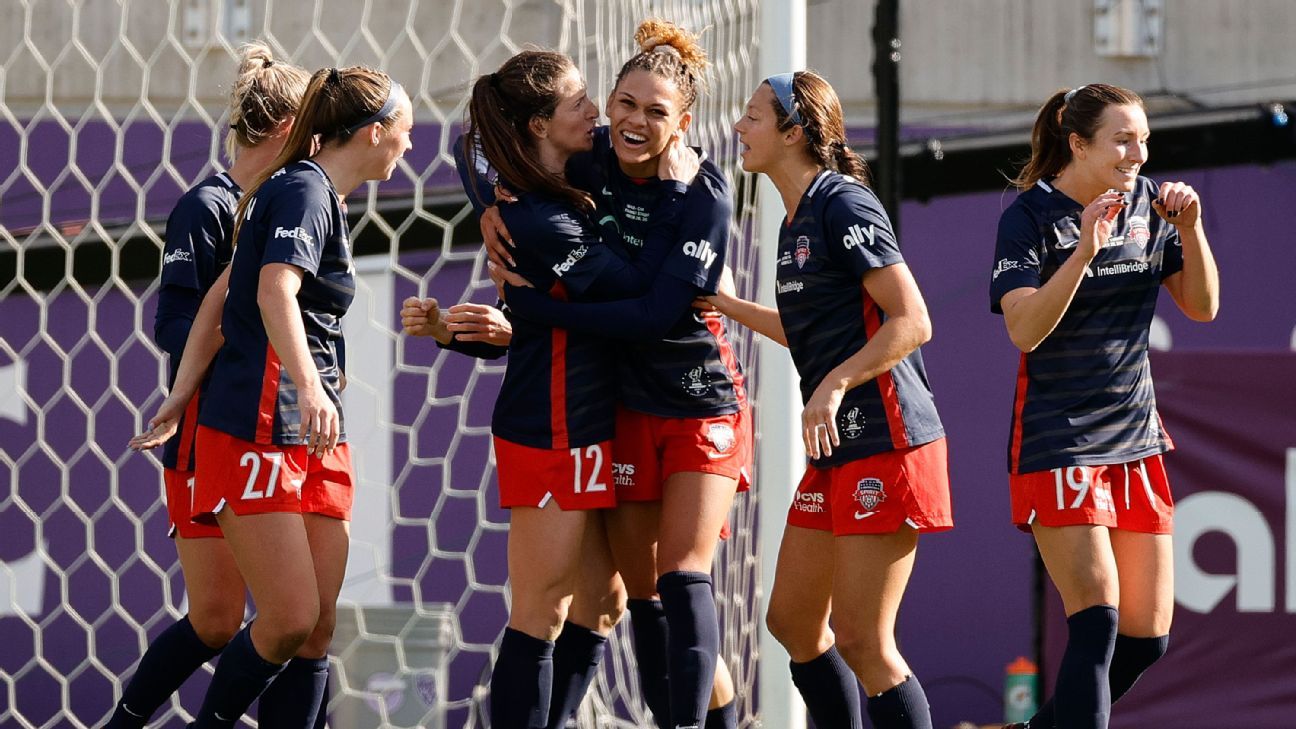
[794,491,825,513]
[612,462,636,488]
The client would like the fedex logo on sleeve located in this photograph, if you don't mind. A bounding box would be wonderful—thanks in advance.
[274,227,313,245]
[682,239,718,269]
[552,245,590,276]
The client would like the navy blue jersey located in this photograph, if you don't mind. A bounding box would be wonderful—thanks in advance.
[490,193,630,449]
[990,176,1184,474]
[568,127,746,417]
[199,161,355,445]
[155,172,239,469]
[776,171,944,468]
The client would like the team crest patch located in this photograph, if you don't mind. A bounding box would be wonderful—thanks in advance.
[840,407,865,440]
[707,423,736,453]
[681,366,710,397]
[854,478,886,511]
[795,235,811,269]
[1127,216,1150,249]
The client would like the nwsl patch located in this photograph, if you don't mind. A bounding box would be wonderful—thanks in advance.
[795,235,811,269]
[840,406,865,440]
[1127,216,1150,249]
[854,477,886,511]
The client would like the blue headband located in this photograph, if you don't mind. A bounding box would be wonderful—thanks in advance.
[766,73,802,126]
[342,82,404,135]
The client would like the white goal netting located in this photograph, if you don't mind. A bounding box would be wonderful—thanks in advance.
[0,1,766,727]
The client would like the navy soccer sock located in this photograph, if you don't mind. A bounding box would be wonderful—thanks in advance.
[191,625,286,728]
[257,655,329,728]
[490,627,556,729]
[789,646,863,729]
[704,700,738,729]
[315,677,331,729]
[105,615,224,728]
[1050,605,1118,729]
[546,621,608,728]
[864,674,933,729]
[1029,633,1167,728]
[628,598,671,729]
[656,570,720,729]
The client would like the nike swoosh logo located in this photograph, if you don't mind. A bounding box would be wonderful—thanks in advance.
[602,186,613,196]
[706,451,730,460]
[854,511,877,520]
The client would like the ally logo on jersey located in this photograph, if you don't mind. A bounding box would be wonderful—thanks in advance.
[841,222,876,251]
[681,238,719,270]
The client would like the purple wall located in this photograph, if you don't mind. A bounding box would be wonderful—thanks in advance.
[0,120,462,234]
[897,161,1296,726]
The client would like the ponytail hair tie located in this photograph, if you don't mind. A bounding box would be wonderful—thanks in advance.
[489,72,502,90]
[328,67,342,85]
[263,59,274,69]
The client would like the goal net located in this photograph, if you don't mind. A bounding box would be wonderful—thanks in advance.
[0,1,766,726]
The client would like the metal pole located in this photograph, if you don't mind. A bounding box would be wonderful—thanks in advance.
[757,0,807,727]
[872,0,902,236]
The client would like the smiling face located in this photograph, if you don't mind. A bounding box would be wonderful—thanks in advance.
[733,82,787,174]
[607,69,691,176]
[538,66,599,157]
[1068,102,1149,194]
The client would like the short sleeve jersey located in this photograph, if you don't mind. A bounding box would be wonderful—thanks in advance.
[568,127,746,417]
[989,176,1184,474]
[776,171,945,468]
[490,192,628,449]
[156,172,239,469]
[199,161,355,445]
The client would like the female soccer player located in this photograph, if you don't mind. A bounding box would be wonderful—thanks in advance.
[485,20,747,729]
[454,49,700,729]
[139,64,412,727]
[991,84,1217,729]
[108,43,309,728]
[707,71,952,729]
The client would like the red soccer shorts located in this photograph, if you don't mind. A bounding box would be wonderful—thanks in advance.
[164,468,223,539]
[494,436,617,511]
[787,438,953,536]
[191,426,355,524]
[1010,454,1174,534]
[611,405,753,503]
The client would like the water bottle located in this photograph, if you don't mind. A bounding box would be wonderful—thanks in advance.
[1004,656,1038,723]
